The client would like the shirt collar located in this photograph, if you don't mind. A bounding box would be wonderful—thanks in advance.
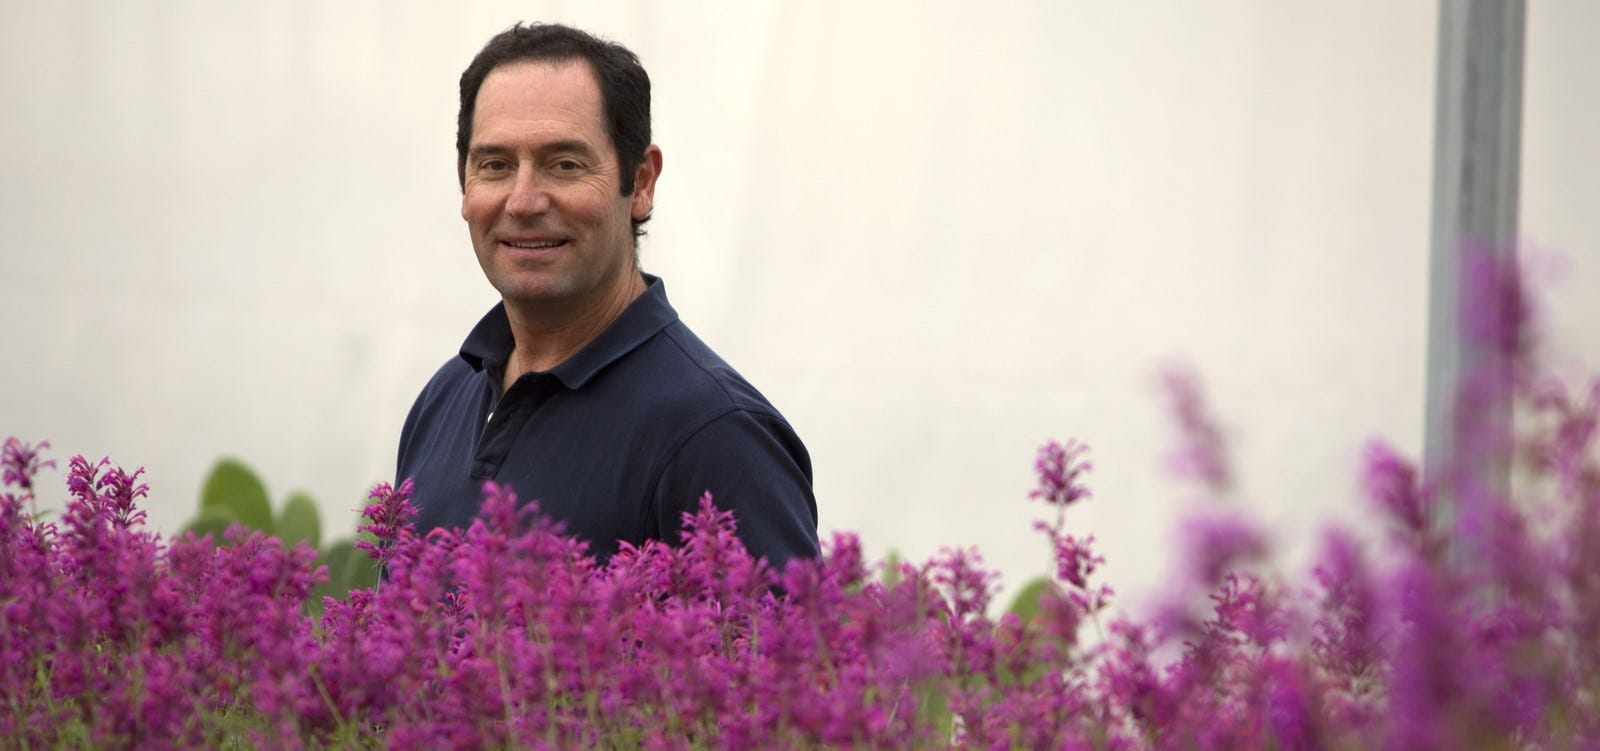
[459,275,680,390]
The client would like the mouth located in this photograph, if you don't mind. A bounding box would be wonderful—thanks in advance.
[502,238,568,249]
[499,238,569,256]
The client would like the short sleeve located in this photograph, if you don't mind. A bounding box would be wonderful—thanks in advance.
[652,409,820,569]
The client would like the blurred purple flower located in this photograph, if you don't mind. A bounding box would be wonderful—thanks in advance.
[1,437,54,494]
[1310,528,1385,730]
[1361,440,1429,543]
[1263,658,1323,751]
[1051,532,1102,590]
[1526,376,1600,495]
[1159,364,1233,494]
[1030,438,1092,507]
[1460,245,1531,360]
[930,545,997,622]
[4,247,1598,751]
[1180,510,1268,588]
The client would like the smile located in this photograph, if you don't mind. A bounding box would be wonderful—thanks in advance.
[503,239,567,249]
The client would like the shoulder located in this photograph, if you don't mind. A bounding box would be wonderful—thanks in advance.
[410,356,478,409]
[667,405,812,482]
[584,320,800,468]
[601,317,813,480]
[646,321,786,421]
[400,356,482,439]
[649,382,819,567]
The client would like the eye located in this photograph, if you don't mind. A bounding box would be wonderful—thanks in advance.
[552,158,583,173]
[478,158,511,174]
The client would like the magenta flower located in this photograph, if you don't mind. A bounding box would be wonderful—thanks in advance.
[1029,438,1093,507]
[1,247,1594,749]
[1159,364,1233,494]
[1,437,54,497]
[1051,532,1101,590]
[1362,439,1428,540]
[1460,244,1532,360]
[1180,509,1268,587]
[355,478,418,564]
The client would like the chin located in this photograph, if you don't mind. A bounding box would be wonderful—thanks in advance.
[498,284,568,304]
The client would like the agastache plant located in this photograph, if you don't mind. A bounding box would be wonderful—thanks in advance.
[2,437,54,518]
[4,251,1600,748]
[1028,439,1112,622]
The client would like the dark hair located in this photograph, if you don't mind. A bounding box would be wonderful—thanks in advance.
[457,23,653,239]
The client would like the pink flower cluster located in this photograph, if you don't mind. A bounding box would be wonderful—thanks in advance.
[5,391,1597,750]
[3,255,1595,749]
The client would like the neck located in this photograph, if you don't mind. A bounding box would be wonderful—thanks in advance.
[501,271,647,386]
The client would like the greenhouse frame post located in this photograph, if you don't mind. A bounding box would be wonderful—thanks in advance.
[1423,0,1525,561]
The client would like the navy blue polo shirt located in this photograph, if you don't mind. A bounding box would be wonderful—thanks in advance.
[396,276,819,568]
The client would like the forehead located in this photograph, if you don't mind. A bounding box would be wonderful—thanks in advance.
[472,59,606,143]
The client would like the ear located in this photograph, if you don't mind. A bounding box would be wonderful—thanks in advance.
[459,157,470,221]
[630,144,663,221]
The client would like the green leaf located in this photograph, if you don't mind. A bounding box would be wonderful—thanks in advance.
[319,538,379,593]
[200,458,274,534]
[1005,576,1053,623]
[307,539,363,617]
[180,510,237,544]
[317,539,356,591]
[277,491,323,549]
[881,548,903,587]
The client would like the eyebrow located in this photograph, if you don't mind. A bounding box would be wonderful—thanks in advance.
[467,139,599,161]
[466,143,513,161]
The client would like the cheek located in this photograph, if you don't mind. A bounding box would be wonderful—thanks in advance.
[568,178,623,215]
[461,194,497,231]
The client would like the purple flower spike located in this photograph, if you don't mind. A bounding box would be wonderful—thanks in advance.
[1159,364,1234,494]
[8,245,1600,751]
[1030,439,1092,507]
[1361,440,1429,542]
[1180,510,1268,587]
[1052,533,1102,590]
[1,438,55,493]
[1311,529,1383,711]
[108,467,148,529]
[931,546,998,621]
[1460,245,1531,361]
[356,478,418,565]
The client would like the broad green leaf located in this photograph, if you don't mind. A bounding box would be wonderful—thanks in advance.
[1005,576,1053,623]
[200,458,274,534]
[318,539,356,590]
[277,491,322,549]
[180,510,237,544]
[319,538,379,593]
[307,540,356,618]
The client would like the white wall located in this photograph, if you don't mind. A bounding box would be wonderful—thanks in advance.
[2,1,1594,610]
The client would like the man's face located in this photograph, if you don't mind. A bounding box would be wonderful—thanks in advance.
[461,60,659,316]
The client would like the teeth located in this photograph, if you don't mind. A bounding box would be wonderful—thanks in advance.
[509,240,562,249]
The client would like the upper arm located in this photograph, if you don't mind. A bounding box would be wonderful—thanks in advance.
[651,409,819,569]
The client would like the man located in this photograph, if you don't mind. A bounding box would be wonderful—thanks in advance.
[396,23,819,568]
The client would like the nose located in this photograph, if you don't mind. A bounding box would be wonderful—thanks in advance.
[504,164,551,218]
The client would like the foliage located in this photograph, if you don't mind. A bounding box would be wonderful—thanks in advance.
[3,253,1598,748]
[180,458,377,608]
[196,458,274,534]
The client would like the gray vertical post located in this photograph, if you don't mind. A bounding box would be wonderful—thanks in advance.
[1424,0,1524,551]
